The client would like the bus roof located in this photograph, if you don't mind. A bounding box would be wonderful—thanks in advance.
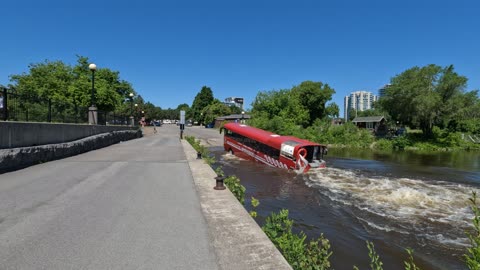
[223,123,325,149]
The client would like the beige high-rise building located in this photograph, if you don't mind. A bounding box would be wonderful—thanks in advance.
[344,91,378,120]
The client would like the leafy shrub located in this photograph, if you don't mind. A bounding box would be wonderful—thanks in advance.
[250,197,259,218]
[404,248,422,270]
[185,135,215,164]
[392,135,411,150]
[262,209,332,270]
[464,192,480,269]
[224,175,246,205]
[373,139,393,150]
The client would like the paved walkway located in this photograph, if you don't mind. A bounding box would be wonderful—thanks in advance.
[0,125,291,270]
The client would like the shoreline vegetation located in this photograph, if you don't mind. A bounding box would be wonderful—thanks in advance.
[251,119,480,153]
[185,135,480,270]
[246,65,479,154]
[324,125,480,152]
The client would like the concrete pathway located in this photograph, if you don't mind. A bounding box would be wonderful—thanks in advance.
[0,125,218,270]
[0,125,291,270]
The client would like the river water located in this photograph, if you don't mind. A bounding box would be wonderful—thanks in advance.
[211,146,480,270]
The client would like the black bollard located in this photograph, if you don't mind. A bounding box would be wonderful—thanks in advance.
[214,176,226,190]
[197,152,202,159]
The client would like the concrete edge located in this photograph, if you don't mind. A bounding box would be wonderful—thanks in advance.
[181,139,292,270]
[0,130,142,174]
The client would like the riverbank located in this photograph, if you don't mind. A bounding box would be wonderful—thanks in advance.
[181,138,292,270]
[183,125,480,269]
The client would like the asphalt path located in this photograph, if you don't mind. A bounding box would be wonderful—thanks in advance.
[182,125,224,147]
[0,125,219,270]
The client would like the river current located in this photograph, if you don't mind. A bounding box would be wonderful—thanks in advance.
[213,147,480,270]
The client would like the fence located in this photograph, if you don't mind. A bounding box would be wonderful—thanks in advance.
[0,87,132,126]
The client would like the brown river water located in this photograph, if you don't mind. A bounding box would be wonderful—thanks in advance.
[184,126,480,269]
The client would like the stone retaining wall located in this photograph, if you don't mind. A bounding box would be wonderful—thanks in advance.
[0,130,142,173]
[0,122,138,149]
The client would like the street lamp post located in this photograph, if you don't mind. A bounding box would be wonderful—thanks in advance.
[1,86,7,121]
[241,111,245,124]
[134,103,138,126]
[88,63,97,125]
[129,93,134,126]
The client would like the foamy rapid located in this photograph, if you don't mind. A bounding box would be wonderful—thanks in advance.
[306,167,478,247]
[222,152,243,162]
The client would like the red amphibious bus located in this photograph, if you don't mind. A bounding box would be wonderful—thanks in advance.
[222,123,327,173]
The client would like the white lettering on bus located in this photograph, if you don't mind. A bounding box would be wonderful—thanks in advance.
[227,140,289,168]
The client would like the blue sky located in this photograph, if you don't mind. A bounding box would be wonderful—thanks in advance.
[2,0,479,116]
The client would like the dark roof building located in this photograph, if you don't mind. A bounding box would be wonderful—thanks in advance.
[352,116,385,123]
[352,116,387,136]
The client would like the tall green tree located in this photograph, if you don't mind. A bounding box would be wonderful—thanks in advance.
[190,86,214,123]
[291,81,335,126]
[250,88,309,134]
[10,60,73,121]
[448,90,480,133]
[202,100,232,125]
[378,64,469,137]
[10,55,136,119]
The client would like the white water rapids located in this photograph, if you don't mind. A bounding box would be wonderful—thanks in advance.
[306,167,478,247]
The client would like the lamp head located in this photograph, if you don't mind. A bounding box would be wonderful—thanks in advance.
[88,63,97,71]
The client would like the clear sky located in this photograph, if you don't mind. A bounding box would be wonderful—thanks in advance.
[2,0,479,116]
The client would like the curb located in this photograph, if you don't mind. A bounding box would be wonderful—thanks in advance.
[181,139,292,270]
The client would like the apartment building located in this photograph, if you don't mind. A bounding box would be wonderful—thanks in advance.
[344,91,378,120]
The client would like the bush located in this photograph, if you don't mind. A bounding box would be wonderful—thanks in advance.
[262,209,332,270]
[224,175,246,205]
[185,135,215,164]
[392,135,411,150]
[464,192,480,269]
[373,139,393,151]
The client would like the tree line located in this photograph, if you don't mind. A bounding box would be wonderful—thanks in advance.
[4,57,479,140]
[378,64,480,137]
[248,64,479,149]
[2,56,241,124]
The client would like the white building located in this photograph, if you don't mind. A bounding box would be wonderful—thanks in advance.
[223,97,244,109]
[344,91,378,120]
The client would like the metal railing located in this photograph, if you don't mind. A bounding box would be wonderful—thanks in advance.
[0,87,131,126]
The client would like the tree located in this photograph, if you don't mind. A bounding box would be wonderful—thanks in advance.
[291,81,335,126]
[250,88,309,134]
[202,100,232,125]
[141,102,158,122]
[228,104,243,114]
[175,103,190,121]
[448,90,480,133]
[325,103,340,118]
[10,60,73,121]
[176,103,190,112]
[347,107,357,121]
[69,55,133,111]
[378,64,468,138]
[9,55,137,122]
[191,86,214,123]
